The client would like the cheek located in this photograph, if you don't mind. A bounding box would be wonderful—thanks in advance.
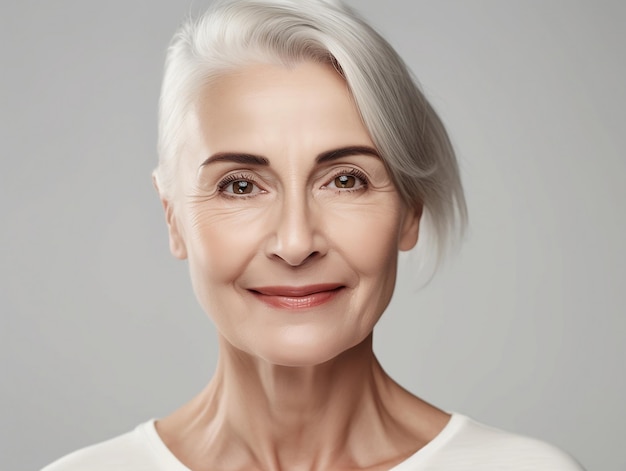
[183,205,269,300]
[324,202,403,328]
[324,202,403,275]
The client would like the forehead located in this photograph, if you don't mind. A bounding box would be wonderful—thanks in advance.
[188,61,374,159]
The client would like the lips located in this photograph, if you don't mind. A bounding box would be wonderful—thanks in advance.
[248,284,344,309]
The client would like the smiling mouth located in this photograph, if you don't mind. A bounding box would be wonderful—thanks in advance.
[248,284,345,309]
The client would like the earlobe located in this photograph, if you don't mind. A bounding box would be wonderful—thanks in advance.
[152,174,188,260]
[398,204,422,252]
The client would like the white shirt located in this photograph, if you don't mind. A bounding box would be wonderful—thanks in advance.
[42,414,584,470]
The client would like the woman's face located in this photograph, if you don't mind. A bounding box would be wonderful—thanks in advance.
[161,61,420,366]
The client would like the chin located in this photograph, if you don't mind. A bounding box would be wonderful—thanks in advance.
[254,329,366,368]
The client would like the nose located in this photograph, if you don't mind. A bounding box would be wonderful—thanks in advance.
[264,194,327,267]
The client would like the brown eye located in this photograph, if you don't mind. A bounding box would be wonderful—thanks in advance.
[334,175,356,188]
[232,181,253,194]
[218,174,263,197]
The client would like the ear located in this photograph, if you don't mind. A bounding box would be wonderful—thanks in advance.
[152,173,187,260]
[398,203,422,251]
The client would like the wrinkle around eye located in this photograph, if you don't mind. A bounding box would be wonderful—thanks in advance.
[185,185,221,203]
[184,180,271,228]
[186,198,265,232]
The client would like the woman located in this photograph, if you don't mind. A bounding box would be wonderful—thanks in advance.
[44,0,584,469]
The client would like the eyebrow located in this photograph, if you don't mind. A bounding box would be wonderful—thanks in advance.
[316,146,381,163]
[200,153,270,167]
[200,145,381,168]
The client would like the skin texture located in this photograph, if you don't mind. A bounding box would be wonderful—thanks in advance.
[154,61,449,471]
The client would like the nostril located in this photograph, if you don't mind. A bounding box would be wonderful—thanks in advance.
[302,250,321,264]
[306,251,318,258]
[275,249,320,267]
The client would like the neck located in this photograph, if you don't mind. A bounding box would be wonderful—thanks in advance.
[159,335,449,471]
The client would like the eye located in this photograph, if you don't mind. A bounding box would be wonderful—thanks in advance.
[229,180,254,194]
[325,169,368,191]
[218,173,263,197]
[334,175,356,188]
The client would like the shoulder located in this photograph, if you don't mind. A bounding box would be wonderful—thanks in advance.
[405,414,585,470]
[41,421,161,471]
[455,415,584,469]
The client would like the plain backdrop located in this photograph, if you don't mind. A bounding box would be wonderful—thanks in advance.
[1,1,624,470]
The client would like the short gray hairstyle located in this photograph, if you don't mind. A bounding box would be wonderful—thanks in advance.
[154,0,467,273]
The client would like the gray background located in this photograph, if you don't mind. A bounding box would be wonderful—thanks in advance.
[1,1,624,470]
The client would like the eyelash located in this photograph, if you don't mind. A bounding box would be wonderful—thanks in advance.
[325,168,369,191]
[217,172,260,198]
[215,167,369,197]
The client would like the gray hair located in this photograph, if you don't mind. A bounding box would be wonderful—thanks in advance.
[154,0,467,274]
